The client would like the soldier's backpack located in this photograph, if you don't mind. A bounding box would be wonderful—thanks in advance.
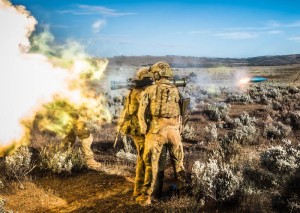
[151,84,181,118]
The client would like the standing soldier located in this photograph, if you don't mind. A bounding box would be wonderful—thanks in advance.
[117,67,152,199]
[137,61,186,205]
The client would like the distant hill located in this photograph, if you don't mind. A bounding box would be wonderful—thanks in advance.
[107,54,300,67]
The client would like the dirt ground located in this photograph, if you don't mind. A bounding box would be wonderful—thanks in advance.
[1,171,150,213]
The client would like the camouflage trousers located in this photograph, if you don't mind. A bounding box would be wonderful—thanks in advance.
[142,125,185,197]
[130,135,145,197]
[63,130,101,170]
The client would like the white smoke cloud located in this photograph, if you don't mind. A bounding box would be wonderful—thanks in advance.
[0,0,110,152]
[0,0,69,145]
[92,19,106,33]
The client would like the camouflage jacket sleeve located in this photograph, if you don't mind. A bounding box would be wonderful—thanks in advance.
[138,88,150,134]
[118,91,130,128]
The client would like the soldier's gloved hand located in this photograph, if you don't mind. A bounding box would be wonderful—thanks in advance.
[140,123,147,134]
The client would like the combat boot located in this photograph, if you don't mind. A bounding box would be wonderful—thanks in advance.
[86,159,102,171]
[175,170,188,196]
[133,190,142,198]
[136,194,151,206]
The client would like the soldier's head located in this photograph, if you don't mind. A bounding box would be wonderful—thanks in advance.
[150,61,173,80]
[136,67,152,80]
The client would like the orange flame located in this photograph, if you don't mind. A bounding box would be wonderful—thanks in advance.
[238,77,251,86]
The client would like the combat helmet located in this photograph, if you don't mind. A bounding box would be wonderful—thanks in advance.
[136,67,152,80]
[151,61,173,78]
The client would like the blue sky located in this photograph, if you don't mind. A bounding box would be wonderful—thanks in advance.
[10,0,300,58]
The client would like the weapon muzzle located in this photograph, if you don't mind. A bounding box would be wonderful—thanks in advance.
[169,78,187,87]
[110,81,129,90]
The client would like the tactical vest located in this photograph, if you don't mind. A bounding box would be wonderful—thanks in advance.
[150,84,181,118]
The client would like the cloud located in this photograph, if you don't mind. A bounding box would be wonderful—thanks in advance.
[225,19,300,33]
[58,4,135,17]
[266,20,281,28]
[286,21,300,28]
[289,36,300,42]
[188,30,210,35]
[92,19,106,33]
[214,31,259,40]
[266,20,300,28]
[268,30,282,34]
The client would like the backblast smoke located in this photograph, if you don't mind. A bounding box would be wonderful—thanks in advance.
[0,0,111,156]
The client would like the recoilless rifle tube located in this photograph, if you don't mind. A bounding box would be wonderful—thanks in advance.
[110,78,187,90]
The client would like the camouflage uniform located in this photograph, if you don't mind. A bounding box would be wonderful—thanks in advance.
[137,62,186,205]
[118,67,151,197]
[63,118,102,171]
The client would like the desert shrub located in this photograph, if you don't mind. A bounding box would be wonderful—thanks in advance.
[224,112,256,128]
[223,116,240,129]
[263,121,291,140]
[39,143,86,174]
[260,94,271,105]
[183,125,197,142]
[243,165,278,190]
[248,85,261,101]
[272,168,300,213]
[242,144,300,209]
[229,125,257,145]
[287,85,299,94]
[271,100,283,110]
[219,136,241,160]
[192,159,242,202]
[180,85,204,106]
[205,123,218,142]
[249,84,285,104]
[116,136,136,163]
[107,94,124,119]
[203,103,230,121]
[4,146,35,180]
[287,111,300,130]
[0,180,3,190]
[227,92,252,104]
[0,198,13,213]
[223,112,257,145]
[260,145,299,175]
[115,150,136,163]
[239,112,256,126]
[265,86,283,100]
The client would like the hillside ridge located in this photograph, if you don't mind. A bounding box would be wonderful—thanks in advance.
[107,54,300,67]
